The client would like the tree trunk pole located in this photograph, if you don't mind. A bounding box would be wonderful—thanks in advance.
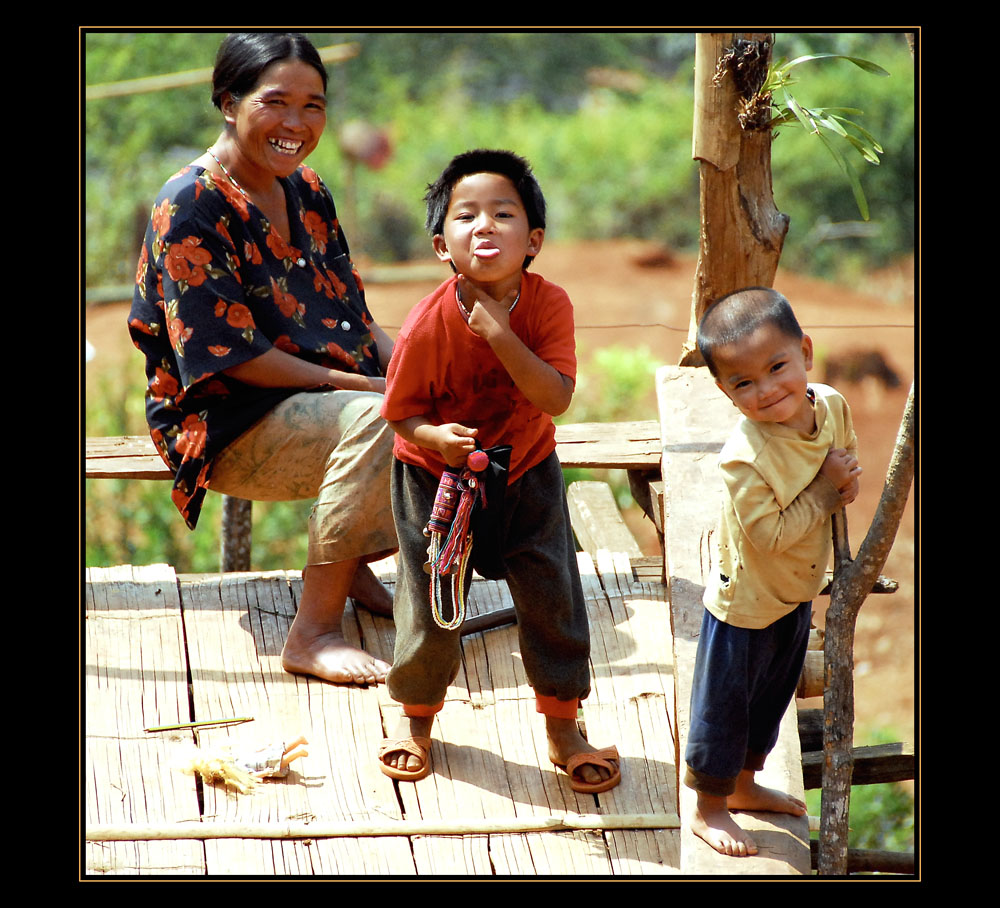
[681,32,790,366]
[221,495,252,572]
[818,507,859,874]
[818,383,916,875]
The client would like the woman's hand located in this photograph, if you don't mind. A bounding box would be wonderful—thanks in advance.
[222,347,385,394]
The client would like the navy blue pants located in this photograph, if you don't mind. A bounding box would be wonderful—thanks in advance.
[684,601,811,797]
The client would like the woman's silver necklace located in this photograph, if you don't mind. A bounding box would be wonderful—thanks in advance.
[206,147,251,203]
[206,147,308,270]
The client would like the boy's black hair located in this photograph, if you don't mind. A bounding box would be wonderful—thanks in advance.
[424,149,546,270]
[697,287,804,378]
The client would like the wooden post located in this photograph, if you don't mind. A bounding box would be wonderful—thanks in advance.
[680,32,790,366]
[220,495,252,572]
[818,384,915,875]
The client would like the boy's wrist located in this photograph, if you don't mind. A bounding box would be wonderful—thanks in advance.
[809,472,846,514]
[411,422,442,452]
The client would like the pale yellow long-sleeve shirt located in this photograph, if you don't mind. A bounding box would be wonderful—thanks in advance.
[704,383,857,629]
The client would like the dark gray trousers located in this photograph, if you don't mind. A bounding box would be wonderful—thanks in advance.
[386,453,592,710]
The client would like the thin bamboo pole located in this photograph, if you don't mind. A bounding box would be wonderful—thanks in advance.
[86,43,359,100]
[87,813,681,841]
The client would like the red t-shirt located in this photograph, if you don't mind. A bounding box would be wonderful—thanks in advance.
[381,271,577,482]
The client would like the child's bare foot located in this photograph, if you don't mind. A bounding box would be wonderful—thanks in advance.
[281,628,390,685]
[546,716,621,793]
[728,769,807,817]
[379,715,434,780]
[688,792,759,857]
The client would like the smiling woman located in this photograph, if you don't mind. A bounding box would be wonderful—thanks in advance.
[127,33,399,688]
[201,34,330,239]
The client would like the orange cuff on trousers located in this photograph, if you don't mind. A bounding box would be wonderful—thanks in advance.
[535,694,580,719]
[402,701,445,718]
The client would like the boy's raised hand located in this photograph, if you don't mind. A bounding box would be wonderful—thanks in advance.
[454,274,574,417]
[457,275,518,343]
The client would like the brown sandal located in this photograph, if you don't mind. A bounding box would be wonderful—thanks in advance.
[378,736,433,781]
[553,746,622,793]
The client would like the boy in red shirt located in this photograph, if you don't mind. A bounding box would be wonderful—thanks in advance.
[378,150,620,793]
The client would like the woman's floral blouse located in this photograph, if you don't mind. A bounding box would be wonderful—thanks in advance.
[128,164,381,529]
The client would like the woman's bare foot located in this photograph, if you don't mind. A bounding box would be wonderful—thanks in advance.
[546,716,619,789]
[380,714,434,776]
[348,563,394,618]
[281,628,390,685]
[688,792,759,857]
[283,559,390,684]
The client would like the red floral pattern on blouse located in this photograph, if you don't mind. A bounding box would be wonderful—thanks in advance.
[128,165,380,529]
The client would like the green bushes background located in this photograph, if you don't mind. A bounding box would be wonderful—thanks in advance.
[85,31,914,291]
[84,29,915,572]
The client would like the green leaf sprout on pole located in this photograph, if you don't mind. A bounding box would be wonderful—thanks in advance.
[764,54,890,221]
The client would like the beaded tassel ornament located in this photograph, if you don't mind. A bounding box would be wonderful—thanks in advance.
[423,449,491,629]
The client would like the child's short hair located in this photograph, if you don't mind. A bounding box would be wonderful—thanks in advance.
[424,149,547,270]
[697,287,804,378]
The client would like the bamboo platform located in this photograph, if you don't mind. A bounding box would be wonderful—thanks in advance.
[84,554,680,877]
[83,365,811,878]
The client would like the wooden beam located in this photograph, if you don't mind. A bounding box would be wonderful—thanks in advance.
[802,742,914,789]
[809,841,915,876]
[86,420,664,480]
[554,419,661,469]
[85,436,172,480]
[567,480,643,560]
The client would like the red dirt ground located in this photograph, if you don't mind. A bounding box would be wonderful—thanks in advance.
[85,239,917,748]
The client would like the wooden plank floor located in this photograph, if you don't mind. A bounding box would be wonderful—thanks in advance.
[84,370,813,877]
[84,553,680,877]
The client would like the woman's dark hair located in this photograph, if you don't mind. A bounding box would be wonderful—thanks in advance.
[211,32,328,109]
[697,287,803,378]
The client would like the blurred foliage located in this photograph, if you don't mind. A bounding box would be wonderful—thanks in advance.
[562,346,661,425]
[83,30,914,290]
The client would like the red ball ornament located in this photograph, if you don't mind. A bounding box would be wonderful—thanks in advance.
[466,450,489,472]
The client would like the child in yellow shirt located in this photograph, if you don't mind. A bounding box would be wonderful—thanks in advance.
[686,287,861,857]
